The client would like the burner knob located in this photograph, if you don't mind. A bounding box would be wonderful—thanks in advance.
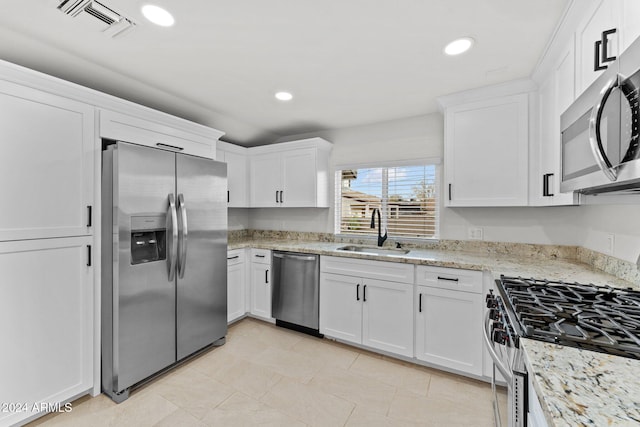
[492,329,509,345]
[489,308,501,321]
[485,293,497,308]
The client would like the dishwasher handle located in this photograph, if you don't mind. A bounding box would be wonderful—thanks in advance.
[273,253,317,262]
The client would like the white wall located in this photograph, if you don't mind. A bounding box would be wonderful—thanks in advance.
[243,113,640,262]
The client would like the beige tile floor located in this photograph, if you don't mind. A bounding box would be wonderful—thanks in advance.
[30,318,507,427]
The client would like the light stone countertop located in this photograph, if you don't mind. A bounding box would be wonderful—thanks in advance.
[228,237,640,426]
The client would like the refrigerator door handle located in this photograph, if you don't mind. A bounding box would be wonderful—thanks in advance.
[177,193,188,279]
[167,193,178,281]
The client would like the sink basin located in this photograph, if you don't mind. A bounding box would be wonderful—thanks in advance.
[336,245,410,256]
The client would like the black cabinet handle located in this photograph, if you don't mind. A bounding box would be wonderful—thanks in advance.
[356,284,360,301]
[265,269,269,284]
[437,276,459,282]
[255,254,265,258]
[594,28,617,71]
[543,173,554,197]
[227,191,230,203]
[276,191,279,203]
[363,285,367,302]
[279,191,283,204]
[448,183,452,201]
[87,245,92,267]
[87,205,92,227]
[156,143,184,151]
[419,293,422,313]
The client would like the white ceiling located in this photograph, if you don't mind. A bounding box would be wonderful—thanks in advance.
[0,0,568,145]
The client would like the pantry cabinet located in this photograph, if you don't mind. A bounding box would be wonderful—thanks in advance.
[218,141,249,207]
[0,80,94,242]
[250,249,273,320]
[414,266,483,376]
[320,257,414,357]
[441,89,530,207]
[249,138,332,208]
[227,249,247,323]
[0,236,93,427]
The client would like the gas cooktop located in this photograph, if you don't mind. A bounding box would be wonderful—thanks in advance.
[496,276,640,360]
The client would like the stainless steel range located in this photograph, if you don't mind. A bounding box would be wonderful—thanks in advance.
[484,276,640,427]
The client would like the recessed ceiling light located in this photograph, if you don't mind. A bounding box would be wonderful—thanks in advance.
[444,37,474,56]
[275,91,293,101]
[141,5,175,27]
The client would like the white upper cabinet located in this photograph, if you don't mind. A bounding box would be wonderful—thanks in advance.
[217,141,249,207]
[531,40,580,206]
[620,0,640,52]
[100,109,223,160]
[249,138,332,208]
[441,87,530,207]
[0,80,94,241]
[575,0,618,94]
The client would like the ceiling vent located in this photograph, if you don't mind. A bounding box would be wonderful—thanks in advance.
[57,0,135,38]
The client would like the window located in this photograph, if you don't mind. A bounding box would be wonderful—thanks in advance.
[335,163,439,239]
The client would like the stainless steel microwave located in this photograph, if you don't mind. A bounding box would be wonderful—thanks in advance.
[561,36,640,194]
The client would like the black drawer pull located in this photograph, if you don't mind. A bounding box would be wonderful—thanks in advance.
[437,276,459,282]
[255,254,266,258]
[227,255,239,260]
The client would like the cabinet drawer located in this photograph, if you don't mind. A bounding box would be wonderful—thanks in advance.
[321,256,414,284]
[227,249,245,266]
[415,265,482,294]
[251,248,271,264]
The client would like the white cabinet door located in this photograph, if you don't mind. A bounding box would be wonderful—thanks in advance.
[361,278,414,357]
[621,0,640,53]
[0,80,94,241]
[249,152,281,207]
[250,262,272,319]
[227,250,246,323]
[0,236,93,427]
[225,150,249,207]
[319,272,362,345]
[575,0,618,93]
[444,93,529,206]
[415,286,483,376]
[281,148,317,207]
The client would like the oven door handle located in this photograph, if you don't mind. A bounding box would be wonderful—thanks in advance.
[482,310,513,384]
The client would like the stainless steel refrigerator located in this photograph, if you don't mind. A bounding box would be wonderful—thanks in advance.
[101,141,227,403]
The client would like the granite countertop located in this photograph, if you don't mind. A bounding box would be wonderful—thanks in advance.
[229,237,639,426]
[229,238,634,289]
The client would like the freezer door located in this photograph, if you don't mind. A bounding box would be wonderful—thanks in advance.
[176,154,227,360]
[111,142,177,391]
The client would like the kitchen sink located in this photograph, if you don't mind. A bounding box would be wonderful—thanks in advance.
[336,245,410,256]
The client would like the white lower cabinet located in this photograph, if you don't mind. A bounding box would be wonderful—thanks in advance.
[250,249,272,320]
[415,266,484,377]
[320,257,414,358]
[227,249,246,323]
[0,236,93,427]
[361,278,414,357]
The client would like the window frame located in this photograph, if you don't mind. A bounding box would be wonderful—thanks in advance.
[334,158,441,242]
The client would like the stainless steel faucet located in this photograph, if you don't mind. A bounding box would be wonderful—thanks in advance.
[370,208,388,247]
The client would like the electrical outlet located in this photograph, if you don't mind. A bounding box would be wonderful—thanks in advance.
[605,234,615,255]
[468,227,483,240]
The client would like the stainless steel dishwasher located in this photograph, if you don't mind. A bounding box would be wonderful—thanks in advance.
[271,251,321,336]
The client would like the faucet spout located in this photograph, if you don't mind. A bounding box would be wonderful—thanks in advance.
[370,208,388,247]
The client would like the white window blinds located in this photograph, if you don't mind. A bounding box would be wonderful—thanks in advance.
[336,164,439,239]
